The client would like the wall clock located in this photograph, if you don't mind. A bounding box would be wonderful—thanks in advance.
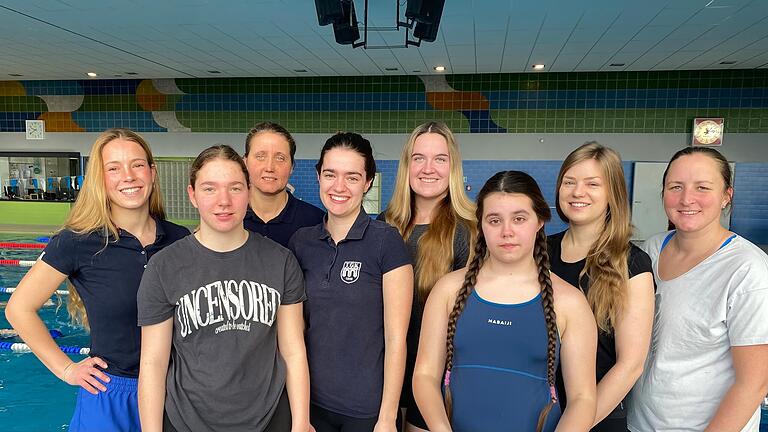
[25,120,45,140]
[692,117,724,146]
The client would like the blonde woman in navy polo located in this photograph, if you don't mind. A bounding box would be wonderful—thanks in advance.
[6,129,189,432]
[289,133,414,432]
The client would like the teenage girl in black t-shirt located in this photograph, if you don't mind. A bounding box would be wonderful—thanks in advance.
[547,142,654,432]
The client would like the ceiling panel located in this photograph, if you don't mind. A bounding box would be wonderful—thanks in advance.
[0,0,767,80]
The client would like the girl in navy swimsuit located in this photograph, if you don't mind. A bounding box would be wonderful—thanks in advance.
[413,171,597,432]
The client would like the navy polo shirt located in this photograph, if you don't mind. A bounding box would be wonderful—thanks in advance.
[41,219,189,378]
[288,209,411,418]
[243,191,325,248]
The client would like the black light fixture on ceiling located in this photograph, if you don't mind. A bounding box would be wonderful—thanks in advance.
[406,0,445,42]
[313,0,446,48]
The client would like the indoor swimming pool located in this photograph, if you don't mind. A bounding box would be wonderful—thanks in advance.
[0,233,87,431]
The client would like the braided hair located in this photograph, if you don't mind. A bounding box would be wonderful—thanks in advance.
[442,171,557,432]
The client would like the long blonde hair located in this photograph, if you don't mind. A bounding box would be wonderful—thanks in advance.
[382,121,475,303]
[555,142,632,332]
[64,128,166,329]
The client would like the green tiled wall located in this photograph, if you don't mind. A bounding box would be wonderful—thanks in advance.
[1,69,767,133]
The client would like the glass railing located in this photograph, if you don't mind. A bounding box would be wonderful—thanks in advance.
[1,175,83,202]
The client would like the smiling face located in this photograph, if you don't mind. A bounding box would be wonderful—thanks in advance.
[558,158,609,228]
[318,147,372,221]
[481,192,543,264]
[663,153,732,234]
[408,132,451,202]
[102,138,156,215]
[245,131,293,195]
[188,158,250,235]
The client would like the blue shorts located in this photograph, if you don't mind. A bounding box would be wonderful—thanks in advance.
[69,373,140,432]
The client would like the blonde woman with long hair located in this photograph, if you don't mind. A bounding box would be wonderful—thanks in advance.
[6,129,188,432]
[547,142,654,431]
[380,121,475,431]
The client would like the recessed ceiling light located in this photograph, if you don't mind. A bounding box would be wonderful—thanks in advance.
[207,70,221,74]
[532,64,545,70]
[385,67,399,71]
[719,60,737,65]
[412,70,421,73]
[609,63,625,67]
[293,69,308,73]
[434,65,446,72]
[86,72,98,77]
[8,73,23,77]
[125,72,138,75]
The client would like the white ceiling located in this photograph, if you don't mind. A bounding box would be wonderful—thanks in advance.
[1,0,767,80]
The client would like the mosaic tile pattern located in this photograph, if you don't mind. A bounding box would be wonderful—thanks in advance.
[1,70,767,133]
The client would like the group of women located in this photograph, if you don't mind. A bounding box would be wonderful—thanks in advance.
[4,120,768,432]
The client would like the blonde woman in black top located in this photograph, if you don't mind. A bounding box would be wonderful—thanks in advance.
[380,122,475,431]
[548,142,654,431]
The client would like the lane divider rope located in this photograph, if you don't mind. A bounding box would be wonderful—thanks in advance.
[0,287,69,296]
[0,342,89,355]
[0,260,36,267]
[0,242,46,250]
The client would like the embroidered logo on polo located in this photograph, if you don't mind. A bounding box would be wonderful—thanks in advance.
[340,261,362,284]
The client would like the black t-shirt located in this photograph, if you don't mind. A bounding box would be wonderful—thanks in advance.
[547,230,652,422]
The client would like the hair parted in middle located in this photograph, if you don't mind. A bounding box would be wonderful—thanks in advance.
[555,141,632,332]
[443,170,558,432]
[63,128,166,330]
[244,121,297,165]
[382,121,476,303]
[189,144,250,189]
[315,132,377,190]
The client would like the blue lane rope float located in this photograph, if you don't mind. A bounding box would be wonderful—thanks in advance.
[0,287,69,296]
[0,329,63,339]
[0,341,89,355]
[35,237,50,243]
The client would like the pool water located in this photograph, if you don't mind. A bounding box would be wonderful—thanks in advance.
[0,233,89,431]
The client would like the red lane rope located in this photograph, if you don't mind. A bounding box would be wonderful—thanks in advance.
[0,260,36,267]
[0,242,46,250]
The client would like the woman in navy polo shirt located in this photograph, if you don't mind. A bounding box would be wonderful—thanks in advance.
[6,128,188,432]
[243,122,324,247]
[289,132,414,432]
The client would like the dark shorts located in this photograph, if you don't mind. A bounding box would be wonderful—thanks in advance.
[163,387,291,432]
[310,403,402,432]
[69,373,140,432]
[591,416,627,432]
[403,391,428,429]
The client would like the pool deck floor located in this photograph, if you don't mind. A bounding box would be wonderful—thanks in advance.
[0,224,59,234]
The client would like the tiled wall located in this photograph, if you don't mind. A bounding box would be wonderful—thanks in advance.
[287,159,768,244]
[2,69,767,134]
[3,69,767,243]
